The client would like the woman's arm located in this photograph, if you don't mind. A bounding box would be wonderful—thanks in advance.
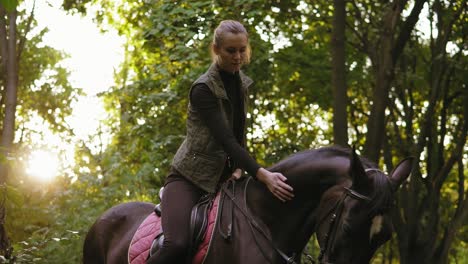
[190,84,294,201]
[190,84,260,176]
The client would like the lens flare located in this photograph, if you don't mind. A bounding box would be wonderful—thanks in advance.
[26,150,59,181]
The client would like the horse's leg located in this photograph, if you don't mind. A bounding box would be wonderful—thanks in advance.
[83,202,155,264]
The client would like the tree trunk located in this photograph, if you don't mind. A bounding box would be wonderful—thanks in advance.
[362,1,401,162]
[362,0,426,162]
[331,0,348,147]
[396,2,467,263]
[0,5,18,259]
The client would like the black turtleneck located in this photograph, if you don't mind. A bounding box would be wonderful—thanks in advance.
[190,70,260,177]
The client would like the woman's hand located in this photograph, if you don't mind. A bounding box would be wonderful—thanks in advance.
[256,168,294,202]
[230,168,243,180]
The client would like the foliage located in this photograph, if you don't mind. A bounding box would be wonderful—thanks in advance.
[4,0,467,263]
[0,0,18,12]
[0,1,81,262]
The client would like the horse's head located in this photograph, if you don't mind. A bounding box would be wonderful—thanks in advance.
[315,149,413,264]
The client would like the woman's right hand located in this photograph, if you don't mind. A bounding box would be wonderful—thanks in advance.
[256,168,294,202]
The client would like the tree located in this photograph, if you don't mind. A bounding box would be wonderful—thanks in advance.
[331,0,348,147]
[0,0,80,260]
[344,0,427,161]
[0,0,20,257]
[383,1,467,262]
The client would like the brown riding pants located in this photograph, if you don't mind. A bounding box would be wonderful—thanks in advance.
[146,172,206,264]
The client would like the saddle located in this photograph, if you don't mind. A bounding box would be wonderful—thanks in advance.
[189,194,215,251]
[148,192,216,259]
[129,181,237,264]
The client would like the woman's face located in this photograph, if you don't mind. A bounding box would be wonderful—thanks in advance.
[214,32,248,73]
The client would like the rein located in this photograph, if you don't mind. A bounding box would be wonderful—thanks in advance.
[313,168,380,263]
[315,187,371,263]
[220,168,379,264]
[221,178,298,264]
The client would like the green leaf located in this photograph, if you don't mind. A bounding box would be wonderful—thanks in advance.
[3,184,23,206]
[0,0,18,12]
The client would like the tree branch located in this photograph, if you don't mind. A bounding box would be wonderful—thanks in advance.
[17,0,36,63]
[0,6,6,123]
[345,21,368,53]
[392,0,427,62]
[435,157,468,261]
[434,99,468,189]
[0,5,8,77]
[436,74,452,169]
[388,98,405,152]
[445,0,466,36]
[348,0,370,53]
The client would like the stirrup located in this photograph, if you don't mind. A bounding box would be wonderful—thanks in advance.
[154,204,162,217]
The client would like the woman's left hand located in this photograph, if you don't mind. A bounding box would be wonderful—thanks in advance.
[256,168,294,202]
[230,168,243,180]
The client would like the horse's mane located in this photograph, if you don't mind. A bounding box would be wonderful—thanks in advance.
[270,145,378,170]
[367,170,394,215]
[271,146,393,213]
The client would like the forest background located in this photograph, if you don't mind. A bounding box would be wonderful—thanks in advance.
[0,0,466,263]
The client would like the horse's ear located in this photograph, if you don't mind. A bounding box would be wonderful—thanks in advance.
[389,157,414,191]
[349,146,371,193]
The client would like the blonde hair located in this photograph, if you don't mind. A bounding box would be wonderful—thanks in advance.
[211,20,251,64]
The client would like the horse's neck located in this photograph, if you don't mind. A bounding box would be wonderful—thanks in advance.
[245,159,350,252]
[246,173,334,226]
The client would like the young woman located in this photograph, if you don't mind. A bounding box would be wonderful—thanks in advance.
[147,20,294,264]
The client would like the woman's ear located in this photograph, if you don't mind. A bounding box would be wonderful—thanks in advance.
[212,43,220,55]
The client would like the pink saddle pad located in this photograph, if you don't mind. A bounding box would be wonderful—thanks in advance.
[128,193,220,264]
[127,211,162,264]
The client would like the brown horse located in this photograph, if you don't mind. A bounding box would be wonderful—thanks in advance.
[83,146,413,264]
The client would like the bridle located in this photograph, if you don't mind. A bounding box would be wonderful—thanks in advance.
[314,186,371,264]
[220,168,382,264]
[314,168,383,264]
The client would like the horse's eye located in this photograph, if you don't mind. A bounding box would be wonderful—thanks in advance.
[341,222,352,235]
